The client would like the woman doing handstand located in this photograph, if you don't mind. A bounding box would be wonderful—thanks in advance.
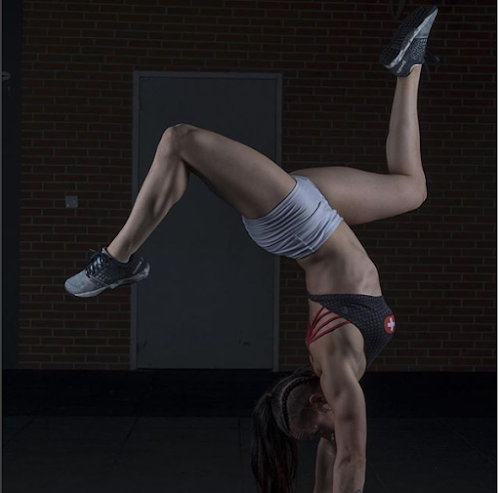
[65,5,439,493]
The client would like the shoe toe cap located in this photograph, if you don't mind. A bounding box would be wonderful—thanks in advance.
[64,271,97,295]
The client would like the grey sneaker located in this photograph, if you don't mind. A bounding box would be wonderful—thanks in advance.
[64,248,150,298]
[380,5,439,77]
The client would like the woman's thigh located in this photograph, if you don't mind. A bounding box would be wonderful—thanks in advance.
[290,166,425,226]
[178,125,296,219]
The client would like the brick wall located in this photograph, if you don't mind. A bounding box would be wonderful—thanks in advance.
[19,0,496,371]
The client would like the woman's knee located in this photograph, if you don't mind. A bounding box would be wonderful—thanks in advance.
[411,175,428,207]
[159,124,198,154]
[407,178,428,212]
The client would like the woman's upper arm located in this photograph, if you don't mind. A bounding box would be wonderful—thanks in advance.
[320,359,367,462]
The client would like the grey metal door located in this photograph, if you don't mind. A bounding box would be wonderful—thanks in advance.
[132,72,282,369]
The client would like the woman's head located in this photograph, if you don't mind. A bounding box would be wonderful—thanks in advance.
[250,366,335,493]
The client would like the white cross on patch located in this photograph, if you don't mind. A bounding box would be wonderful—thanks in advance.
[384,315,396,334]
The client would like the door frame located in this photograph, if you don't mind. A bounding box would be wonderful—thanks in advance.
[130,71,283,372]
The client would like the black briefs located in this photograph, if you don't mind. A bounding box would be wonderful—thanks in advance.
[307,293,396,369]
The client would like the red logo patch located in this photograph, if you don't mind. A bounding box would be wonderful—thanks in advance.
[384,315,396,334]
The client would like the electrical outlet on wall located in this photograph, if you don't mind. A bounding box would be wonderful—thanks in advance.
[65,196,78,209]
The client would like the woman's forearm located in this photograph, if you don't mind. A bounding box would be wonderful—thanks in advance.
[332,456,366,493]
[313,438,336,493]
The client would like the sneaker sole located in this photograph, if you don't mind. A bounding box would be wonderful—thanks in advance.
[68,264,150,298]
[380,5,438,70]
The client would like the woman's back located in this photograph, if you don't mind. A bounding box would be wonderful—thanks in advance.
[297,219,382,298]
[296,219,386,381]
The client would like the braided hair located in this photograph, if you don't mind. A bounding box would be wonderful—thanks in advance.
[250,366,320,493]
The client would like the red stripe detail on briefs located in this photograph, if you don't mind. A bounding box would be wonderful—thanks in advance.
[316,316,342,332]
[308,320,351,346]
[305,307,350,347]
[310,306,327,328]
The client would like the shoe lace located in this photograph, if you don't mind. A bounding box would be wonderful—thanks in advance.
[423,49,440,80]
[85,249,110,277]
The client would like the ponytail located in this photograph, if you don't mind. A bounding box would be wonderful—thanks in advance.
[250,392,298,493]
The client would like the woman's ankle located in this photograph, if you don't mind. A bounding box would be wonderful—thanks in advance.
[400,64,422,79]
[105,244,131,263]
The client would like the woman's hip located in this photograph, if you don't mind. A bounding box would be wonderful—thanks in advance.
[241,175,344,259]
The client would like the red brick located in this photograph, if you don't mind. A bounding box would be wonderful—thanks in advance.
[86,355,120,363]
[53,355,85,362]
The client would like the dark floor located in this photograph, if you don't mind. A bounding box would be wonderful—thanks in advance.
[2,370,497,493]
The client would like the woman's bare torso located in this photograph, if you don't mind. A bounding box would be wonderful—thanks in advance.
[296,220,382,380]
